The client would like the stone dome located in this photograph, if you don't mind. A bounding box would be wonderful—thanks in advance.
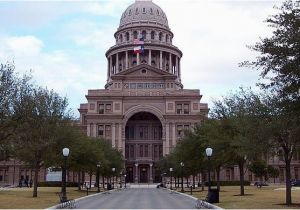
[119,0,169,29]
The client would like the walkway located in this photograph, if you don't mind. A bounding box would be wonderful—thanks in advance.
[76,188,197,209]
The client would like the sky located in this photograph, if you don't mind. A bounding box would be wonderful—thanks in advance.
[0,0,282,117]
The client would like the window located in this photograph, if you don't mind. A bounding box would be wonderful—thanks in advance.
[99,104,104,114]
[135,8,138,14]
[140,145,143,157]
[143,8,146,13]
[0,175,2,182]
[105,104,111,113]
[150,8,153,14]
[177,125,183,137]
[133,31,138,39]
[166,34,169,42]
[129,9,132,15]
[159,145,163,158]
[125,145,129,158]
[142,30,146,39]
[183,104,189,114]
[145,145,148,157]
[105,125,111,138]
[184,125,189,130]
[151,31,155,40]
[176,104,182,114]
[159,32,162,41]
[98,125,104,137]
[119,34,123,42]
[126,126,135,139]
[130,145,134,158]
[126,32,129,41]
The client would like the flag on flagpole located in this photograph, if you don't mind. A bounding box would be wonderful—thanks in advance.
[133,37,145,54]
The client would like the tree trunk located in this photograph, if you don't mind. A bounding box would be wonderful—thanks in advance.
[33,165,39,197]
[102,176,105,189]
[81,171,85,186]
[201,171,205,191]
[239,162,245,196]
[192,175,195,189]
[285,160,292,205]
[77,170,81,190]
[216,166,221,192]
[89,172,92,189]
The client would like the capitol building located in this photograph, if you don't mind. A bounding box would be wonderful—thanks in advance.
[78,0,209,183]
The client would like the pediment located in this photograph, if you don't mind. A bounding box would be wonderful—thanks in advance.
[114,64,174,78]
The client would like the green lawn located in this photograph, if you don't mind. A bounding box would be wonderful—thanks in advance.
[0,187,97,209]
[184,185,300,209]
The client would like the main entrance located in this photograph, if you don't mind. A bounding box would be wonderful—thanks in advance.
[124,112,163,183]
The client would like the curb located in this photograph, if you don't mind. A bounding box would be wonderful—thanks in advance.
[165,188,223,209]
[45,189,117,209]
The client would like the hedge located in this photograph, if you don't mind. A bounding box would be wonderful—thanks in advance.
[38,181,78,187]
[205,181,251,186]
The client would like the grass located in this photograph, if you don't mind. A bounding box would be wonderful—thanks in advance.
[184,185,300,209]
[0,187,98,209]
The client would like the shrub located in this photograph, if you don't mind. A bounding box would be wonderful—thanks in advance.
[38,181,78,187]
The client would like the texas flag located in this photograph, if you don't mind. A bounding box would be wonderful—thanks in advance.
[134,45,144,54]
[133,37,144,54]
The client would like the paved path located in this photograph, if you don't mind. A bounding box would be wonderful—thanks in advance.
[76,188,197,209]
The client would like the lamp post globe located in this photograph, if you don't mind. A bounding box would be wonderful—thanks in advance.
[124,174,127,188]
[96,163,101,193]
[180,162,184,192]
[206,147,213,191]
[169,168,173,190]
[61,148,69,202]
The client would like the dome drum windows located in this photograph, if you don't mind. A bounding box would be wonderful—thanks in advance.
[133,31,138,39]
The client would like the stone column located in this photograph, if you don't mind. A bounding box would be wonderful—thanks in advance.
[116,53,119,73]
[110,55,113,75]
[172,123,176,148]
[165,123,169,154]
[176,56,179,77]
[112,123,116,148]
[118,123,122,151]
[149,163,153,183]
[107,57,110,81]
[169,53,172,73]
[87,123,91,137]
[125,51,128,69]
[135,163,139,183]
[160,51,163,70]
[148,49,151,65]
[93,124,97,137]
[137,53,140,65]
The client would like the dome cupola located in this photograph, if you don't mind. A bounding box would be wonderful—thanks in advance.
[119,0,169,30]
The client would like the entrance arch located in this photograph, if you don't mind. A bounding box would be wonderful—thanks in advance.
[124,109,164,183]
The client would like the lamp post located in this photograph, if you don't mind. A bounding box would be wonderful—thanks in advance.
[206,147,213,191]
[124,174,127,188]
[112,168,115,189]
[120,172,123,188]
[96,163,101,193]
[180,162,184,192]
[61,148,69,202]
[169,168,173,190]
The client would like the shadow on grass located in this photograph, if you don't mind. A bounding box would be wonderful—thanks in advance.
[233,194,254,196]
[274,203,300,208]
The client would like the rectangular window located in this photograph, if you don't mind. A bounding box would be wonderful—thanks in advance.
[184,125,189,130]
[153,127,159,140]
[140,145,143,157]
[139,127,143,139]
[176,104,182,114]
[183,104,189,114]
[177,125,183,138]
[130,145,134,158]
[159,145,163,158]
[105,125,111,138]
[125,145,129,158]
[99,104,104,114]
[129,126,135,139]
[98,125,104,137]
[105,104,112,113]
[0,175,2,182]
[145,145,148,157]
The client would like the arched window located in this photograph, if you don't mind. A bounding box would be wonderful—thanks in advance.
[133,31,138,39]
[166,34,169,43]
[143,8,146,13]
[129,9,132,15]
[126,32,129,41]
[157,9,160,15]
[151,31,155,40]
[119,34,123,43]
[142,31,147,39]
[150,8,153,14]
[141,60,147,64]
[135,8,138,14]
[159,32,162,41]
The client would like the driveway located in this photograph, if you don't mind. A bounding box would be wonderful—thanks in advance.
[76,188,197,209]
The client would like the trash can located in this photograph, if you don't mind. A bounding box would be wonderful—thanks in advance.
[107,183,112,190]
[207,188,219,203]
